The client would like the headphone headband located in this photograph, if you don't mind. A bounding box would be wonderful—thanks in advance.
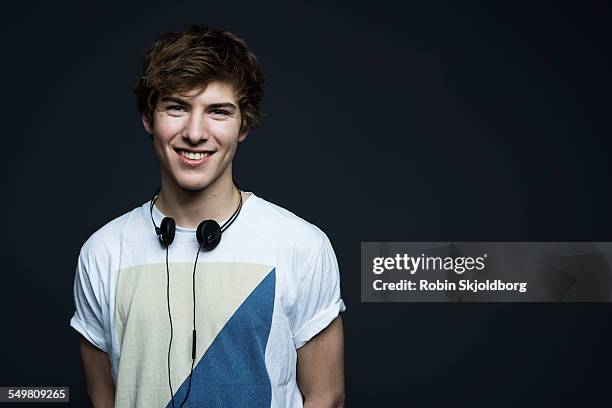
[149,181,243,248]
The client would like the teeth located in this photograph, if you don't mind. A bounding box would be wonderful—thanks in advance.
[181,151,209,160]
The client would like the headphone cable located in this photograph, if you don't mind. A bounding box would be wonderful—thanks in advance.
[166,246,176,408]
[178,245,201,407]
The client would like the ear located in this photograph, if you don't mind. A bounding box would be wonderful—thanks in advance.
[142,114,153,135]
[238,129,249,143]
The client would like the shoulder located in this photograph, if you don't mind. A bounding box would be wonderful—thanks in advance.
[250,194,329,248]
[78,203,145,267]
[248,194,335,275]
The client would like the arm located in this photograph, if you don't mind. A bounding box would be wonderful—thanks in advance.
[79,335,116,408]
[296,315,345,408]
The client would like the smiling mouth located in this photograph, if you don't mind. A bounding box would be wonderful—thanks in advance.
[175,149,215,165]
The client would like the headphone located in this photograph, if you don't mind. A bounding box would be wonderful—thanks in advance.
[149,182,243,408]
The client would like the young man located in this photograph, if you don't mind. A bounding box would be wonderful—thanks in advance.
[70,25,346,407]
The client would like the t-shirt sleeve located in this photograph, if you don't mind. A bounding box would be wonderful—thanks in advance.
[291,232,346,349]
[69,243,109,353]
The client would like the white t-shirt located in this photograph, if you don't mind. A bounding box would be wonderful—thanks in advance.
[70,192,346,408]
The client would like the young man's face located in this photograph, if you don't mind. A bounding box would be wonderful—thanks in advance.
[143,81,247,192]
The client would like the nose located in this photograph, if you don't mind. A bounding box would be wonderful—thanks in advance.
[183,111,208,144]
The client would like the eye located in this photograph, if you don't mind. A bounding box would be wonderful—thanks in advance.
[210,109,230,116]
[167,105,187,112]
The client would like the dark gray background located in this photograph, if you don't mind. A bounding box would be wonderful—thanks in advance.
[1,1,611,407]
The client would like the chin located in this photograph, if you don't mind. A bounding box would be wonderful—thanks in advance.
[177,182,210,192]
[173,176,215,192]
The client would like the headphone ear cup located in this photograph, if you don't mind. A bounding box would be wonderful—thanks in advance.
[196,220,222,250]
[160,217,176,246]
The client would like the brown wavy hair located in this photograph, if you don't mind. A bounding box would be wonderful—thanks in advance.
[134,24,264,134]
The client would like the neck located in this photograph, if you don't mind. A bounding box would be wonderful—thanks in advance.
[156,171,241,229]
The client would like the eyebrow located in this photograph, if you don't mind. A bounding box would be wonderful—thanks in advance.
[159,96,237,110]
